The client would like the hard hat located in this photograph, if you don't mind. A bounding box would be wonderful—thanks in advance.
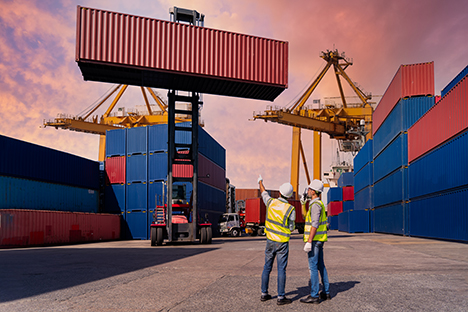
[279,183,294,198]
[308,179,324,193]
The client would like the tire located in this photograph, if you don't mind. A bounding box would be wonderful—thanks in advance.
[257,228,264,236]
[151,227,157,246]
[231,228,239,237]
[200,226,207,244]
[250,228,258,236]
[206,227,212,244]
[156,227,164,246]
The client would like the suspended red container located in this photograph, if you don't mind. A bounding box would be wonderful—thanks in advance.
[198,153,225,191]
[0,209,120,248]
[105,156,126,184]
[373,62,434,134]
[75,6,288,101]
[328,201,343,216]
[408,75,468,163]
[342,186,355,201]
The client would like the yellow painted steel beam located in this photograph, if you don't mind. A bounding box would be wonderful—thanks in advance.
[291,127,301,199]
[147,87,167,112]
[44,118,122,135]
[99,135,106,161]
[83,84,122,121]
[140,87,153,115]
[103,85,128,118]
[313,131,321,180]
[299,139,311,187]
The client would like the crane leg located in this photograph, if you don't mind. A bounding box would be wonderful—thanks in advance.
[313,131,321,180]
[291,127,301,199]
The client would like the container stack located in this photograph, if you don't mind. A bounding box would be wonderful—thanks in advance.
[336,172,369,233]
[0,135,120,248]
[353,139,374,229]
[371,62,436,235]
[103,123,226,240]
[327,186,342,223]
[407,65,468,241]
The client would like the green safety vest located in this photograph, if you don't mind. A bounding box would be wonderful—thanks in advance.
[303,199,328,242]
[265,198,295,243]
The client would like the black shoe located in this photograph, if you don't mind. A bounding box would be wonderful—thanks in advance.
[300,295,320,304]
[260,294,271,301]
[277,297,292,305]
[320,291,331,300]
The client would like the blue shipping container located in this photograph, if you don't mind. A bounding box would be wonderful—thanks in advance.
[0,175,99,213]
[338,172,354,187]
[354,162,373,193]
[373,97,435,158]
[373,202,405,235]
[373,133,408,184]
[104,184,126,213]
[126,182,148,210]
[0,135,100,190]
[148,152,168,181]
[354,186,373,210]
[148,124,168,153]
[327,187,343,202]
[349,210,370,233]
[125,209,148,239]
[328,215,338,230]
[408,130,468,199]
[408,187,468,241]
[126,126,148,155]
[106,129,126,157]
[343,201,354,212]
[126,154,148,183]
[441,65,468,97]
[374,168,408,208]
[338,211,349,232]
[353,139,373,174]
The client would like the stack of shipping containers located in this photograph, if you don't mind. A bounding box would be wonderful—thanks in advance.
[407,65,468,241]
[370,62,436,235]
[337,172,369,233]
[103,123,227,240]
[1,135,120,247]
[327,186,342,230]
[353,139,374,231]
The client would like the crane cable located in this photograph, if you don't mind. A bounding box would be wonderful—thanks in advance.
[76,85,118,119]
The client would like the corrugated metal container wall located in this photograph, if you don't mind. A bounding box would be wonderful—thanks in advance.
[373,203,405,235]
[354,186,373,210]
[408,130,468,199]
[0,176,99,213]
[148,152,168,181]
[348,210,370,233]
[328,215,338,230]
[125,209,147,239]
[0,209,120,248]
[354,162,373,193]
[327,187,342,202]
[126,182,147,210]
[328,201,343,216]
[106,129,126,157]
[353,139,372,174]
[104,184,126,213]
[198,153,226,191]
[236,189,261,201]
[343,201,354,212]
[373,97,435,158]
[126,154,148,183]
[441,65,468,97]
[105,156,126,184]
[373,168,408,208]
[244,198,266,223]
[126,126,148,155]
[342,186,354,201]
[408,76,468,162]
[148,124,168,153]
[0,135,100,190]
[408,187,468,241]
[199,127,226,169]
[373,133,407,184]
[373,62,434,135]
[76,6,288,101]
[197,181,226,230]
[338,211,349,232]
[337,172,354,187]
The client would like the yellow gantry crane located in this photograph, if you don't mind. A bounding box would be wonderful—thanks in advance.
[253,49,374,198]
[43,85,198,161]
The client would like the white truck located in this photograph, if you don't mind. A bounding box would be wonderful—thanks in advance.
[218,213,242,237]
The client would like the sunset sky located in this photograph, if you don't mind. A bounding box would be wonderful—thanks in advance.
[1,0,467,192]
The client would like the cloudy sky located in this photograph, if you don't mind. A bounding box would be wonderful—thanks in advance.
[1,0,467,192]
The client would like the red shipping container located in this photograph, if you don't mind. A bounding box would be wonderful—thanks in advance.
[373,62,434,134]
[236,189,261,201]
[0,209,120,248]
[105,156,126,184]
[244,198,266,224]
[328,201,343,216]
[342,186,354,201]
[76,6,288,101]
[408,76,468,162]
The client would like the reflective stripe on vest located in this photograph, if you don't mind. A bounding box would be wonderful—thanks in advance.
[303,199,328,242]
[265,198,294,243]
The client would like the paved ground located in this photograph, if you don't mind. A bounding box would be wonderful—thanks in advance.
[1,231,468,311]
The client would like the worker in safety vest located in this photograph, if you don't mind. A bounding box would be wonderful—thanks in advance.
[300,179,330,304]
[258,174,295,306]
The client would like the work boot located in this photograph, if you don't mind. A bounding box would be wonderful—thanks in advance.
[300,295,320,304]
[260,294,271,301]
[320,291,331,300]
[277,297,292,305]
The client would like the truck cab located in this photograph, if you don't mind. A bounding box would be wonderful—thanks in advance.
[218,213,241,237]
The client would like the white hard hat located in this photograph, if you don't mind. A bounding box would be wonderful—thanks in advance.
[279,183,294,198]
[308,179,324,193]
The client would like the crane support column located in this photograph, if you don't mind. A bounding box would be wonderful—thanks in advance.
[291,127,301,199]
[313,131,322,181]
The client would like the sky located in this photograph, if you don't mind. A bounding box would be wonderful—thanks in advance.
[1,0,467,193]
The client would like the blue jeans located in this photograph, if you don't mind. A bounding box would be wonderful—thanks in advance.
[261,239,289,297]
[307,241,329,298]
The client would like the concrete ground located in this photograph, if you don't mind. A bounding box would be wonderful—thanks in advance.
[1,231,468,312]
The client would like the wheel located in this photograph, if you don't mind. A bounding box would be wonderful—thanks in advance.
[200,226,207,244]
[151,227,157,246]
[206,227,212,244]
[250,228,258,236]
[257,228,264,236]
[156,227,164,246]
[231,228,239,237]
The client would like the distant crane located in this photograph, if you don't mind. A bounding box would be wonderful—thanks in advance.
[253,49,374,198]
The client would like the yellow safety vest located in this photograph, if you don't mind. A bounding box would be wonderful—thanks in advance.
[265,198,295,243]
[303,199,328,242]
